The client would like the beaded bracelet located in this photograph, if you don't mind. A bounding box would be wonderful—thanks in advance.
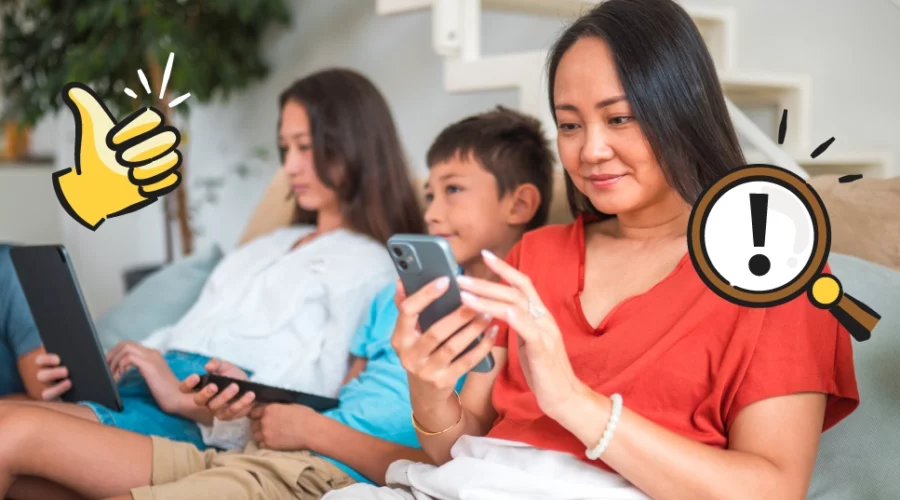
[586,393,623,460]
[411,390,462,436]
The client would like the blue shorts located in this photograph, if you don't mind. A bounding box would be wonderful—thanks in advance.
[78,351,213,450]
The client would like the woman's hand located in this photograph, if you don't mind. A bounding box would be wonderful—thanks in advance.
[105,341,185,414]
[34,353,72,401]
[456,249,583,420]
[250,404,320,450]
[390,277,498,405]
[180,359,256,421]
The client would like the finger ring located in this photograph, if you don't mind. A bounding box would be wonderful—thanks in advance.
[527,298,546,320]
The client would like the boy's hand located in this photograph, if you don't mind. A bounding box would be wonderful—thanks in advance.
[250,404,319,450]
[180,359,255,421]
[35,353,72,401]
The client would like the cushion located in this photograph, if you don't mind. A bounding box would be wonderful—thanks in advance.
[808,174,900,272]
[808,252,900,499]
[94,244,224,350]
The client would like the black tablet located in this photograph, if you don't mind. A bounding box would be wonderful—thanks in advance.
[10,245,123,411]
[196,374,339,412]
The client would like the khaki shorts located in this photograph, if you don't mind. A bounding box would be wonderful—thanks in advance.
[131,436,356,500]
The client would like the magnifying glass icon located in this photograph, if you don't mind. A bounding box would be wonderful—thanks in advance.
[688,164,880,341]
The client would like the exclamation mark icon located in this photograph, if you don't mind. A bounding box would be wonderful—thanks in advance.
[748,193,770,276]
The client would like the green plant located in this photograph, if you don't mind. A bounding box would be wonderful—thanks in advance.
[0,0,291,259]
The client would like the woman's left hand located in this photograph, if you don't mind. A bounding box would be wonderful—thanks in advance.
[250,404,320,451]
[457,249,584,420]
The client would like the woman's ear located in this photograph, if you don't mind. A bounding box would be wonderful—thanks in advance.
[505,183,542,227]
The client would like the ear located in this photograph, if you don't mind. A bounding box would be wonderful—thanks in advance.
[504,183,542,227]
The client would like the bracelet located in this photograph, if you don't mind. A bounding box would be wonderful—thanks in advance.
[411,390,462,436]
[586,393,623,460]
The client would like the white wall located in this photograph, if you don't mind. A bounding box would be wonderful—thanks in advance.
[12,0,900,315]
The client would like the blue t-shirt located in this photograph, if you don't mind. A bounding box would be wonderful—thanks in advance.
[0,244,43,395]
[319,281,466,484]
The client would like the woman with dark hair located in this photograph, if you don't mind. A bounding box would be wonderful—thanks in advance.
[328,1,859,498]
[0,68,424,453]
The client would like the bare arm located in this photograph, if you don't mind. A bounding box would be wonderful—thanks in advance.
[410,347,507,465]
[16,346,47,400]
[556,386,826,500]
[305,415,433,485]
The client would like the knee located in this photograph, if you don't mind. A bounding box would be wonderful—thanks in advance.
[0,406,42,457]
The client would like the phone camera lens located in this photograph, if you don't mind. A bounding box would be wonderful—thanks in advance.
[398,260,409,270]
[392,246,403,257]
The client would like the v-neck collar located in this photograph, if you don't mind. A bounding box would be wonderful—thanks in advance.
[573,214,691,334]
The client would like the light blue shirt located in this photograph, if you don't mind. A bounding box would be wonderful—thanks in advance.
[0,244,43,396]
[319,281,466,484]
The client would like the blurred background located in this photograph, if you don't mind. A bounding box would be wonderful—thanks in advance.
[0,0,898,319]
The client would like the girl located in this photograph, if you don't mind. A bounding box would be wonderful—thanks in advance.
[0,68,424,453]
[327,1,859,499]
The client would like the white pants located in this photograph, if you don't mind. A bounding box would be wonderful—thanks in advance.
[322,436,649,500]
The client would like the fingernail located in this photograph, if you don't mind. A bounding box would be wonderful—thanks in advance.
[460,291,477,303]
[456,275,472,285]
[481,249,498,261]
[488,325,499,339]
[506,308,516,321]
[481,313,492,322]
[435,276,450,290]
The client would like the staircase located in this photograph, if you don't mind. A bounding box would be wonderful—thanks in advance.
[375,0,895,179]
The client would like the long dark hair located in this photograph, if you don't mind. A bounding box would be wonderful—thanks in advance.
[278,68,424,243]
[547,0,745,219]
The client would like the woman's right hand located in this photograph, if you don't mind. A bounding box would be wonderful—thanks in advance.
[34,353,72,401]
[180,359,256,422]
[391,277,498,406]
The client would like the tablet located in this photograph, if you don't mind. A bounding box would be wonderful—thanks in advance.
[10,245,123,411]
[196,374,339,412]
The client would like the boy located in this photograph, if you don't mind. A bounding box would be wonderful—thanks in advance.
[0,244,62,401]
[0,105,555,500]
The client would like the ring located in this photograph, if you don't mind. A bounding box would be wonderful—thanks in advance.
[527,298,546,320]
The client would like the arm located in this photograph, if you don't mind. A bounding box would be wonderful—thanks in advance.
[410,347,507,465]
[16,346,47,400]
[555,386,826,500]
[305,415,434,485]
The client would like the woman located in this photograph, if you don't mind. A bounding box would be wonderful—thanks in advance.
[326,1,860,499]
[0,68,424,453]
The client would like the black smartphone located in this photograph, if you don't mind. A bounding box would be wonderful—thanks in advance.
[387,234,495,373]
[194,374,339,412]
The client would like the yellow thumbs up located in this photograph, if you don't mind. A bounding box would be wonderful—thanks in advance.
[53,82,183,230]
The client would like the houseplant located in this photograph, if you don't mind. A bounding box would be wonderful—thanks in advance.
[0,0,291,261]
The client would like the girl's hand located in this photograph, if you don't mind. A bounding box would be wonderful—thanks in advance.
[34,353,72,401]
[456,249,583,420]
[180,359,255,422]
[390,277,498,404]
[105,341,185,413]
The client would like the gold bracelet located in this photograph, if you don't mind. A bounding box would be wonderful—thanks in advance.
[411,390,462,436]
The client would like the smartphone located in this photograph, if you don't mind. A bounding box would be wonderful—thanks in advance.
[387,234,495,373]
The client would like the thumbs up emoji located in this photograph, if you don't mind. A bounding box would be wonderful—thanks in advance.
[53,82,183,230]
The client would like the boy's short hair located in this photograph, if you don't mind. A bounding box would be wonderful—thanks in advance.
[426,105,555,230]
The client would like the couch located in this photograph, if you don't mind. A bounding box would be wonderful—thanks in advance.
[110,168,900,499]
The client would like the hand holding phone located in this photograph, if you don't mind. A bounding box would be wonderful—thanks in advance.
[180,359,256,421]
[387,235,498,380]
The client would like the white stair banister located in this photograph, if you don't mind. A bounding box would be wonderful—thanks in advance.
[725,97,808,179]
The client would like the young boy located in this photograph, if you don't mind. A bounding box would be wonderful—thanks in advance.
[0,105,555,500]
[0,244,63,402]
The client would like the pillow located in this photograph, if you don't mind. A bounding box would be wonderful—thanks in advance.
[95,245,224,350]
[808,253,900,499]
